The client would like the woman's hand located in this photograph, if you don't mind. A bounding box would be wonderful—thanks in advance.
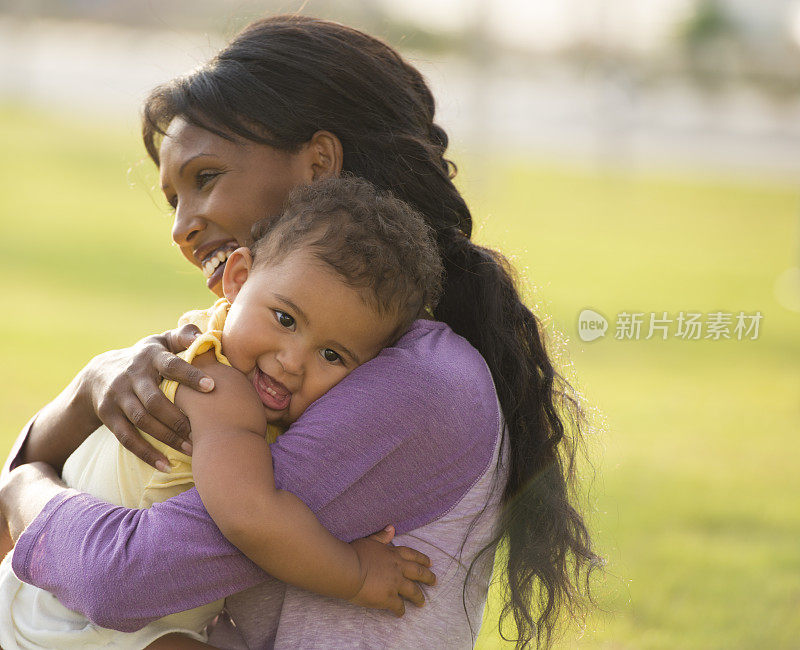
[81,324,215,470]
[348,526,436,617]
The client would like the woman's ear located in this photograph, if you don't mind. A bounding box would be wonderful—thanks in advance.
[308,130,343,180]
[222,247,254,303]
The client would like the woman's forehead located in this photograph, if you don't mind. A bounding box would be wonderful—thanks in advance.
[159,117,290,173]
[161,118,238,159]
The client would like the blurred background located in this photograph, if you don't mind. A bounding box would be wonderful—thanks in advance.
[1,1,798,648]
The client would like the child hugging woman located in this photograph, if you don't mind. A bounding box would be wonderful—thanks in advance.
[0,177,441,647]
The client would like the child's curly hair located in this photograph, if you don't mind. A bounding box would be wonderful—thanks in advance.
[250,176,443,341]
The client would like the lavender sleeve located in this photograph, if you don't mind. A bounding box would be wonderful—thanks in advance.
[11,321,499,632]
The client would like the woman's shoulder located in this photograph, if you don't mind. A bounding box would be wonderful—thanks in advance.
[381,319,494,390]
[335,319,501,442]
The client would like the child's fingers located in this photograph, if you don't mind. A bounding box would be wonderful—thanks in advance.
[367,525,395,545]
[400,558,437,586]
[395,545,432,568]
[388,596,406,618]
[398,579,426,607]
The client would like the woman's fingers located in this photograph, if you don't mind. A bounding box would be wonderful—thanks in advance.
[162,324,201,354]
[155,349,214,393]
[125,385,192,454]
[398,579,426,607]
[82,330,211,469]
[98,401,170,471]
[131,375,192,447]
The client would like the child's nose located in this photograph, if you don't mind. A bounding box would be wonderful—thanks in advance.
[275,345,304,376]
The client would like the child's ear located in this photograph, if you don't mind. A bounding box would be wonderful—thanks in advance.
[222,247,254,303]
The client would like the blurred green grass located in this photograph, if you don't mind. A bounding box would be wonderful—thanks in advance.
[1,106,798,649]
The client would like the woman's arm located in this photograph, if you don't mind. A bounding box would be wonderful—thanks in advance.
[0,462,70,546]
[7,324,498,631]
[3,476,264,632]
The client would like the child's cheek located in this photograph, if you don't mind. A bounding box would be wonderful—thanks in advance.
[219,328,250,374]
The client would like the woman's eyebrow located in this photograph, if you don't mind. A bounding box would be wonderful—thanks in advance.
[159,153,220,190]
[179,152,219,176]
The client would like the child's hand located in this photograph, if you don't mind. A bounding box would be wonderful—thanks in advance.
[348,525,436,617]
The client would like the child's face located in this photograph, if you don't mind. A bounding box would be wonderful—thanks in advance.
[220,247,399,427]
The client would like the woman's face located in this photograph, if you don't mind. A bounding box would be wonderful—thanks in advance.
[159,117,314,296]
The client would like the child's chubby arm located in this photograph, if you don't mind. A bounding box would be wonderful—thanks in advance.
[176,352,436,616]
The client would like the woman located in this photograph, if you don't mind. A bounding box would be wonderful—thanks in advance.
[1,15,599,649]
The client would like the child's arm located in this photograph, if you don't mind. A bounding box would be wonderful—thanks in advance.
[176,353,434,614]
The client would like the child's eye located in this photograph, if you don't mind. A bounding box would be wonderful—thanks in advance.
[321,349,342,364]
[274,310,296,330]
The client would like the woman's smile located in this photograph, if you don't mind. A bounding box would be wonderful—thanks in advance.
[194,241,240,288]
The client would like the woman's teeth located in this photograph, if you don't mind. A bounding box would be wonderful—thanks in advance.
[202,250,232,278]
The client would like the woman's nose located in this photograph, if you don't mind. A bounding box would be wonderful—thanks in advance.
[171,200,206,246]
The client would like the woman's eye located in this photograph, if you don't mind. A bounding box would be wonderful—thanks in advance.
[196,171,220,189]
[322,349,341,363]
[274,310,296,330]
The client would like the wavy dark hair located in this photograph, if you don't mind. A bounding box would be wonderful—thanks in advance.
[142,14,601,648]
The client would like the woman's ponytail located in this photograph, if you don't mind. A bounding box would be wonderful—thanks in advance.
[435,227,601,648]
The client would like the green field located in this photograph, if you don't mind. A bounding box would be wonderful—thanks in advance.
[1,106,798,649]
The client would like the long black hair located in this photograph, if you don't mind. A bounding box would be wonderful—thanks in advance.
[143,15,601,648]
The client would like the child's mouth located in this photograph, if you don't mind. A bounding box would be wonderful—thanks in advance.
[252,367,292,411]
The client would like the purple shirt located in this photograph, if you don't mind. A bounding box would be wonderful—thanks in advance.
[8,319,501,638]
